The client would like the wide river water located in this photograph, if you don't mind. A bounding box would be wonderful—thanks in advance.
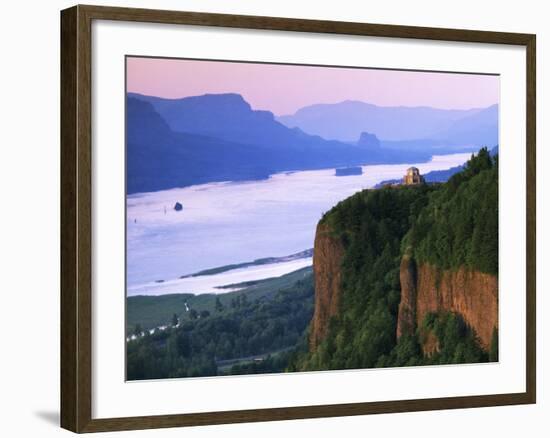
[127,153,471,296]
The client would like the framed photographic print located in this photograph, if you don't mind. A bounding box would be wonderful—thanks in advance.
[60,4,536,433]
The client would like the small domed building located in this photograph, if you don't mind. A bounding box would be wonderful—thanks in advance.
[403,167,425,185]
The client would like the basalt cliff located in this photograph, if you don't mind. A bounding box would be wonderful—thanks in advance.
[309,223,345,350]
[310,226,498,357]
[397,255,498,353]
[303,148,498,370]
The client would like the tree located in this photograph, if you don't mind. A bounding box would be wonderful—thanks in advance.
[171,313,179,327]
[133,323,142,336]
[215,296,224,312]
[176,332,191,358]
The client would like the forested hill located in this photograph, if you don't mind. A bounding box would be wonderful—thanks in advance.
[374,145,498,188]
[126,148,498,380]
[126,267,315,380]
[294,148,498,372]
[404,147,498,274]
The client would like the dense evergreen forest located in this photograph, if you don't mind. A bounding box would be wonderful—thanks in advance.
[295,148,498,371]
[127,274,313,380]
[406,147,498,274]
[127,148,498,379]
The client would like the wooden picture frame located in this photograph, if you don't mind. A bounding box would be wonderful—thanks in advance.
[61,4,536,433]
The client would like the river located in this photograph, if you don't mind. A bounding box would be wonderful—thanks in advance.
[127,153,470,296]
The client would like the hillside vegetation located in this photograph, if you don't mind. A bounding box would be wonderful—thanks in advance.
[406,147,498,274]
[127,270,314,380]
[295,148,498,371]
[126,148,498,379]
[126,267,312,333]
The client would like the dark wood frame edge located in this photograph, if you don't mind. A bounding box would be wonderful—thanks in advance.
[60,4,536,433]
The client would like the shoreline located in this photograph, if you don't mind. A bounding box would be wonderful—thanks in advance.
[126,152,472,295]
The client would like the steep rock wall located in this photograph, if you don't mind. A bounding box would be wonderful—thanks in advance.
[309,223,344,350]
[398,257,498,351]
[396,254,417,339]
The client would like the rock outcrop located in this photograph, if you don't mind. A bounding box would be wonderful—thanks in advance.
[309,223,344,350]
[397,256,498,351]
[357,132,381,149]
[396,254,417,339]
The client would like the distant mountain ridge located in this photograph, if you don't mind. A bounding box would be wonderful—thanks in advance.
[127,93,431,193]
[129,92,289,147]
[277,100,498,149]
[127,97,275,194]
[433,104,498,146]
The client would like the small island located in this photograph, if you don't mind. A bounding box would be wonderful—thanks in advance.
[335,166,363,177]
[174,202,183,211]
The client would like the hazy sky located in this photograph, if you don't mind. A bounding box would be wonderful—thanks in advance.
[127,57,499,116]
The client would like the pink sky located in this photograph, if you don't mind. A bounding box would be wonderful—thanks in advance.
[127,57,499,116]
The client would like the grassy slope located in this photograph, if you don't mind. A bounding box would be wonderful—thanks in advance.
[127,266,312,333]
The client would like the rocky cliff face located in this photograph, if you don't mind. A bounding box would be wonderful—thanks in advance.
[309,223,344,350]
[396,254,417,339]
[398,257,498,351]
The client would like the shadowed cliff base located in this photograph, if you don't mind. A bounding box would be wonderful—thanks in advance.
[398,260,498,351]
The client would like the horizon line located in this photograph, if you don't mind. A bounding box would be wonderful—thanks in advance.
[127,56,500,116]
[126,91,499,116]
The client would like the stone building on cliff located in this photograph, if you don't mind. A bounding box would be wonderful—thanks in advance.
[403,167,425,185]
